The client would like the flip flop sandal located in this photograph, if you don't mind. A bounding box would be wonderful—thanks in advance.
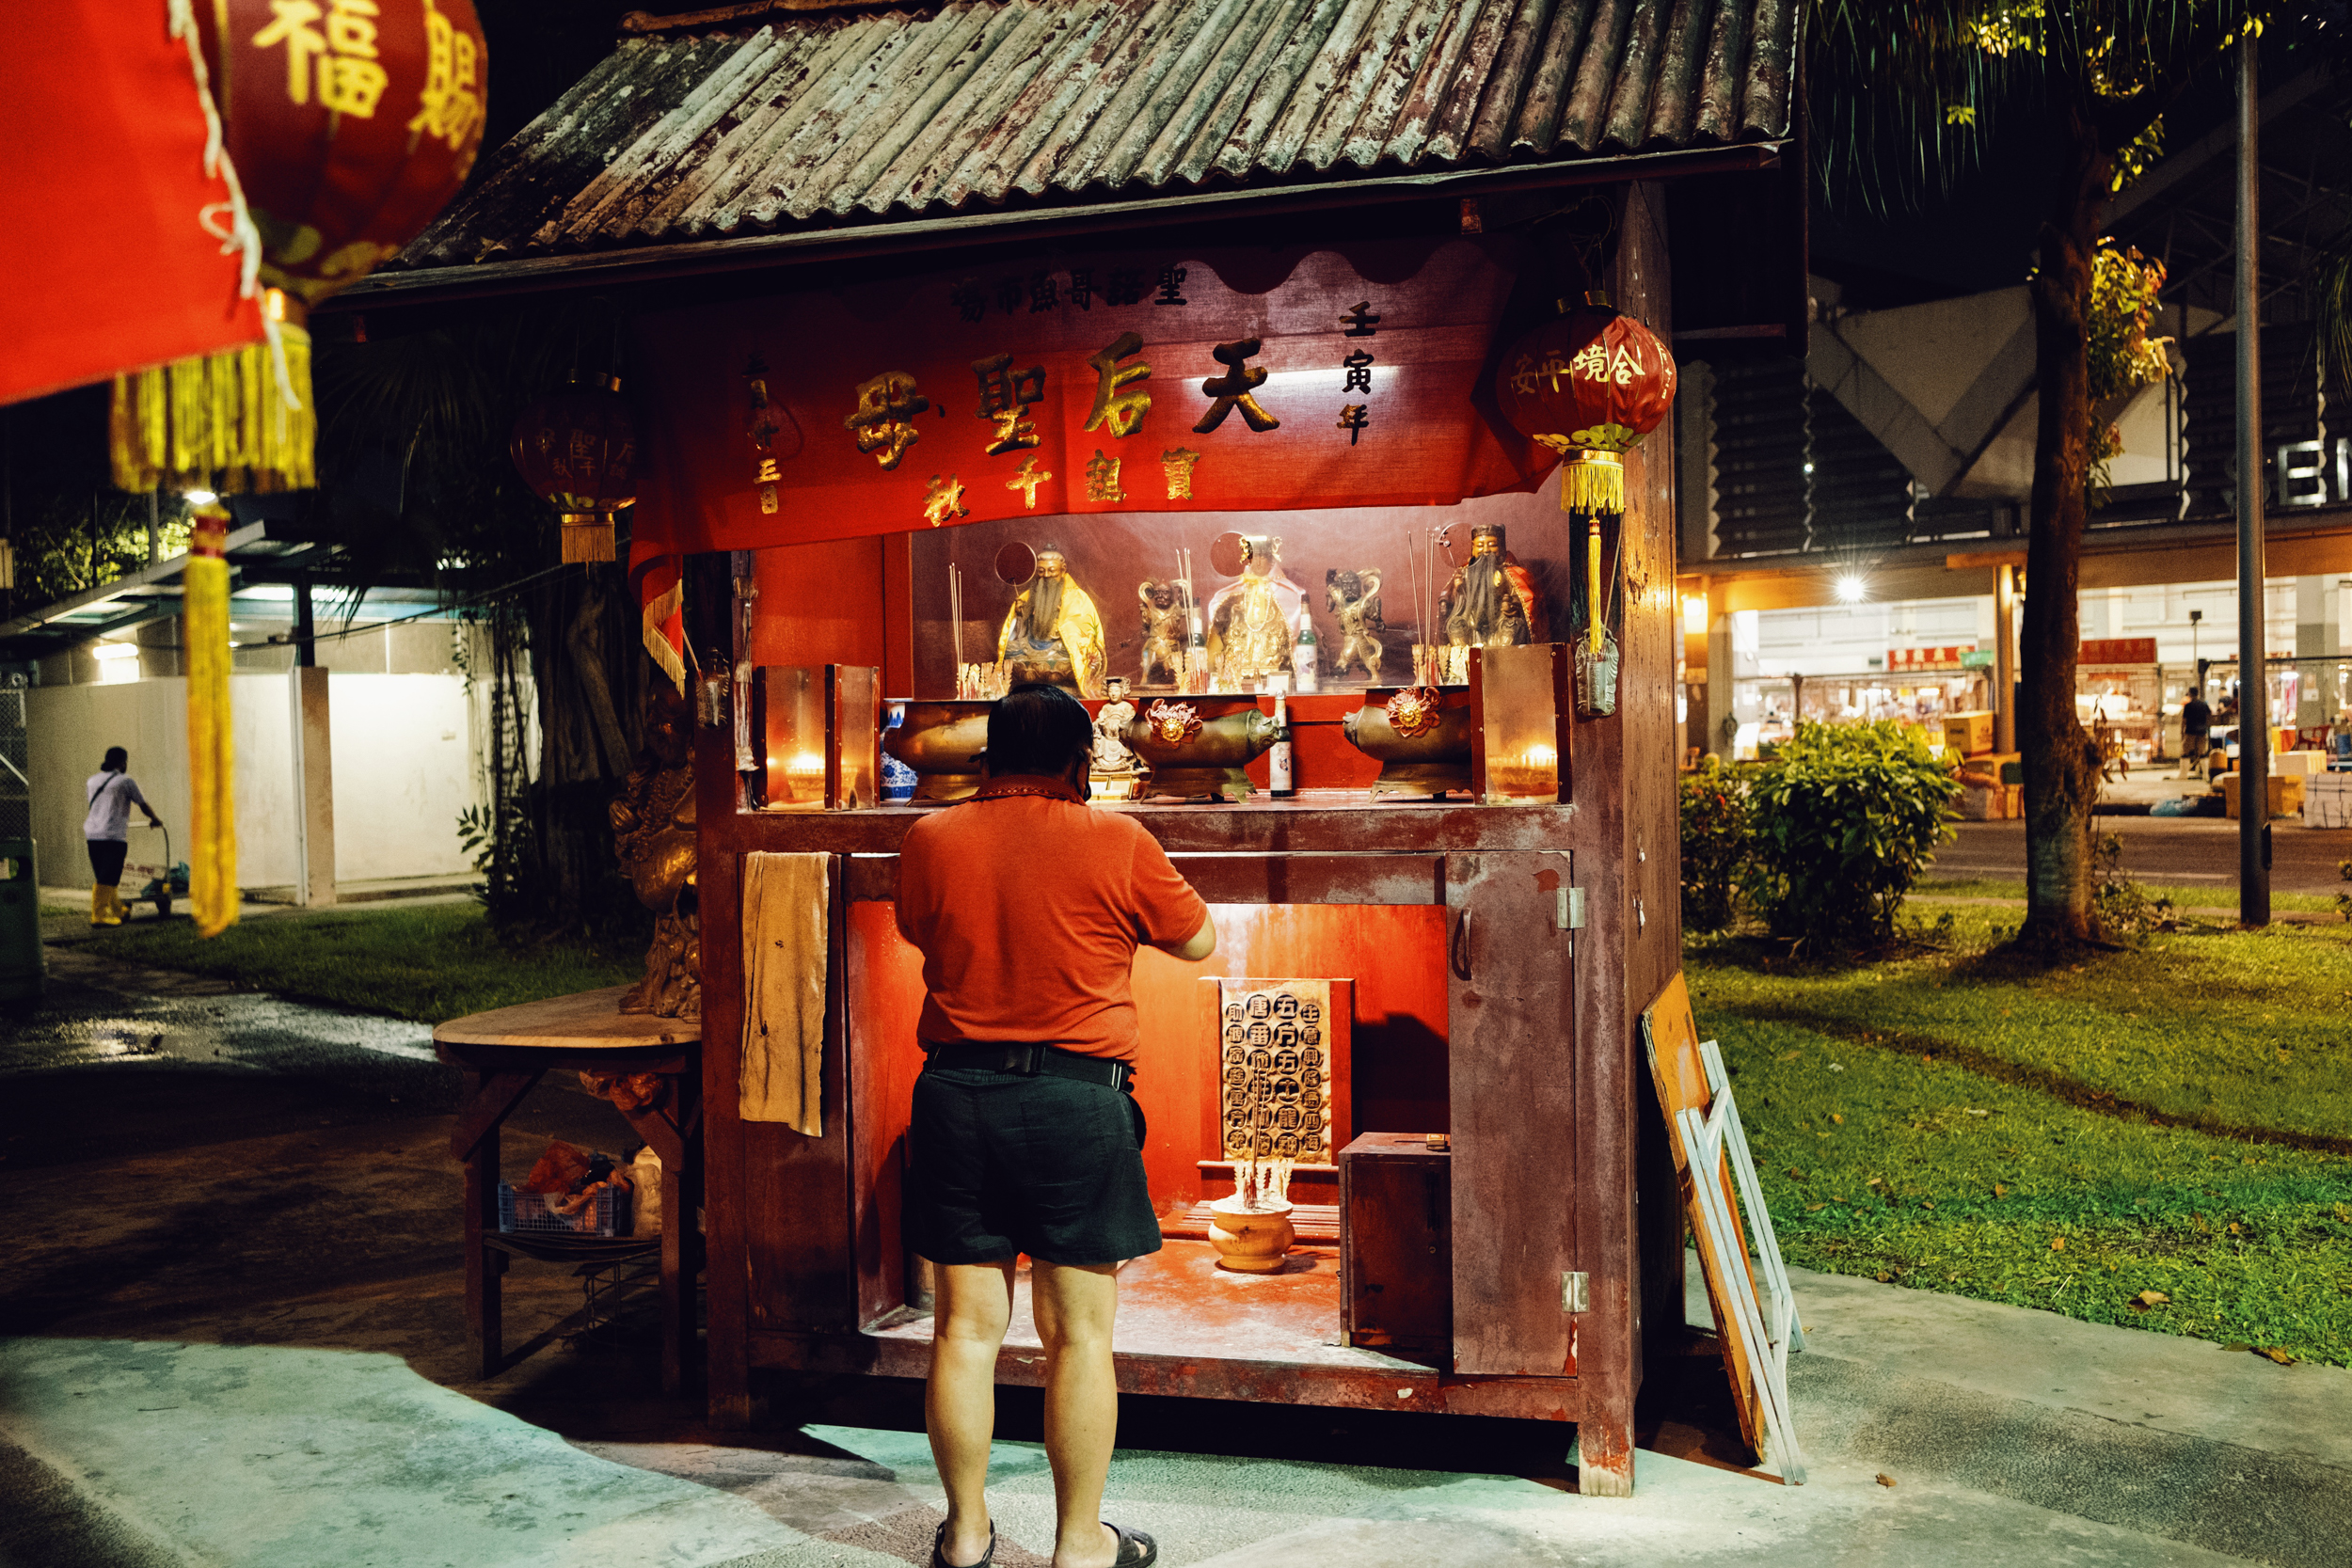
[1104,1522,1158,1568]
[931,1520,996,1568]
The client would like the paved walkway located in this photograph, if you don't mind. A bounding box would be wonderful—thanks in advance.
[6,941,2345,1566]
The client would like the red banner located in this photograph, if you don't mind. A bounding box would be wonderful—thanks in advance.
[624,238,1553,559]
[2080,638,2157,665]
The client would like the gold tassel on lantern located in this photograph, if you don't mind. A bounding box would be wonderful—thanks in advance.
[1534,436,1628,515]
[562,513,618,564]
[109,292,315,496]
[184,508,239,938]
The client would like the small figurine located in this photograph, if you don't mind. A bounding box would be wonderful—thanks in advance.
[1091,677,1141,776]
[998,545,1108,697]
[1441,523,1545,649]
[1324,567,1384,684]
[1136,578,1187,689]
[1204,534,1303,690]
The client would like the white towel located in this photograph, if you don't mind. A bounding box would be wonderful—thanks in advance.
[740,851,830,1134]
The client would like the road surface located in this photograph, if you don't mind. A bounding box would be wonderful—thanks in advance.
[1940,819,2350,896]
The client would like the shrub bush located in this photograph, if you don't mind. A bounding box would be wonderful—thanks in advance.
[1678,756,1750,934]
[1739,721,1960,948]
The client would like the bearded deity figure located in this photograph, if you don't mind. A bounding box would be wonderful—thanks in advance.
[612,685,700,1019]
[1136,578,1187,689]
[998,546,1107,697]
[1441,524,1546,649]
[1325,567,1385,684]
[1205,535,1303,690]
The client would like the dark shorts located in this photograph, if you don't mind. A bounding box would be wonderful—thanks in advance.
[907,1064,1165,1267]
[87,839,128,886]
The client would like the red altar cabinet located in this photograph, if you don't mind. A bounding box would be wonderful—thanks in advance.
[651,214,1689,1497]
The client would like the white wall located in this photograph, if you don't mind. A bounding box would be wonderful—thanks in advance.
[28,675,297,889]
[327,673,475,880]
[30,670,483,890]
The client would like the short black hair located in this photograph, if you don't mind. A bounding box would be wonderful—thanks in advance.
[984,683,1092,778]
[102,747,128,772]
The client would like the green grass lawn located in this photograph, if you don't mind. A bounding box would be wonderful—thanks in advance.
[1915,876,2344,914]
[74,902,642,1023]
[1688,911,2352,1366]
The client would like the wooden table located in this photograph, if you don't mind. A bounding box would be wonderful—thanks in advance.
[434,986,703,1391]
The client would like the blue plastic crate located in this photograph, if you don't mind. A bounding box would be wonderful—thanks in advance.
[498,1180,630,1238]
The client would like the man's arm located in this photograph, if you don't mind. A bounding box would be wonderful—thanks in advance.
[1163,915,1216,962]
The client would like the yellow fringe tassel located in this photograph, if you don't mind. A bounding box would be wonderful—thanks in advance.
[561,515,618,563]
[1559,449,1627,515]
[109,321,315,496]
[184,512,239,938]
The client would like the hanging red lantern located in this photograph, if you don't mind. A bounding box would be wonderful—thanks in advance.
[511,380,639,563]
[1492,293,1677,516]
[111,0,489,497]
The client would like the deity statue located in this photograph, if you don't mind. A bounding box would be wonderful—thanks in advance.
[612,684,699,1019]
[1324,567,1385,684]
[1091,677,1141,776]
[998,546,1108,698]
[1136,578,1187,689]
[1204,535,1304,690]
[1441,523,1545,649]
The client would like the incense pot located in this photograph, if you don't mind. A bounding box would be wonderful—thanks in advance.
[882,701,993,801]
[1343,688,1474,800]
[1122,700,1276,801]
[1206,1195,1295,1273]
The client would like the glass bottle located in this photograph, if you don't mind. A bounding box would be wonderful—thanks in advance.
[1292,609,1320,693]
[1268,691,1295,799]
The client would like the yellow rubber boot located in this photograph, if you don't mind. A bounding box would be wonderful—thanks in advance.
[90,886,106,927]
[95,885,124,927]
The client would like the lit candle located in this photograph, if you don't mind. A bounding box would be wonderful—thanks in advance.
[784,752,827,800]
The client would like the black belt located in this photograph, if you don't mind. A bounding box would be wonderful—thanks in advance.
[923,1041,1134,1092]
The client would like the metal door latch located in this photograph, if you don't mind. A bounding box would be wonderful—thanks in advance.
[1562,1272,1590,1313]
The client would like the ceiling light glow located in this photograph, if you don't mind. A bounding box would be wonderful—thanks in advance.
[1835,575,1867,604]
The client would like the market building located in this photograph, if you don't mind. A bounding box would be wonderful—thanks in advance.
[361,0,1810,1495]
[1673,64,2352,772]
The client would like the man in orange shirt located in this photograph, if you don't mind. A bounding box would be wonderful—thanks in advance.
[898,684,1213,1568]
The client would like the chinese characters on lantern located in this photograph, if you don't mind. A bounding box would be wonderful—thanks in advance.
[252,0,390,117]
[407,0,484,150]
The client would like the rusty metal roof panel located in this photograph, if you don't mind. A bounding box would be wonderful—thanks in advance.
[400,0,1796,270]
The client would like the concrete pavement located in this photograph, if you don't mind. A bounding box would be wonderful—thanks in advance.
[6,929,2348,1566]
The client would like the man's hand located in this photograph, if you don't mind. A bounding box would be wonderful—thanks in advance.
[1167,915,1216,962]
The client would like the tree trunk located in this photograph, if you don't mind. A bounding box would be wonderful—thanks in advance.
[525,562,647,938]
[2019,113,2113,945]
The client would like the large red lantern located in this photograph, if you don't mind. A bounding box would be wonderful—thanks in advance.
[110,0,489,497]
[200,0,488,309]
[511,381,640,563]
[1492,294,1677,516]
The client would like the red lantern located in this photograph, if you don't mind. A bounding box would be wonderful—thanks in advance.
[511,381,640,563]
[111,0,489,497]
[197,0,488,311]
[1492,293,1677,515]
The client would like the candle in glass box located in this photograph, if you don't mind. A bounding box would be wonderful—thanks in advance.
[1487,742,1559,800]
[782,752,827,800]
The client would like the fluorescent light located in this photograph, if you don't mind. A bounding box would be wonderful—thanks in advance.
[1681,594,1708,635]
[1835,576,1868,604]
[184,488,219,506]
[91,641,141,661]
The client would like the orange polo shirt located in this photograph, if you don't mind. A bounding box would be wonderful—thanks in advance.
[895,775,1208,1063]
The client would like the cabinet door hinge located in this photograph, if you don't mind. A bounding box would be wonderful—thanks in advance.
[1555,887,1584,931]
[1562,1271,1590,1313]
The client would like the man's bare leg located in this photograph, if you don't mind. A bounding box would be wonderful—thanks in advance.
[929,1259,1017,1567]
[1031,1259,1122,1568]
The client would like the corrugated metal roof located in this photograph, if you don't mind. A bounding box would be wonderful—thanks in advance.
[399,0,1794,270]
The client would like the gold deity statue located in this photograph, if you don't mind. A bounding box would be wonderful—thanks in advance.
[1441,523,1546,649]
[998,546,1108,698]
[1204,534,1304,690]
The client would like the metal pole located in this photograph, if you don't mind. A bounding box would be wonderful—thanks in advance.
[1994,563,2017,754]
[2234,36,2269,927]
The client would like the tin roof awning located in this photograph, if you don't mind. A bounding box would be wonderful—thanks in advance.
[359,0,1795,301]
[0,522,342,659]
